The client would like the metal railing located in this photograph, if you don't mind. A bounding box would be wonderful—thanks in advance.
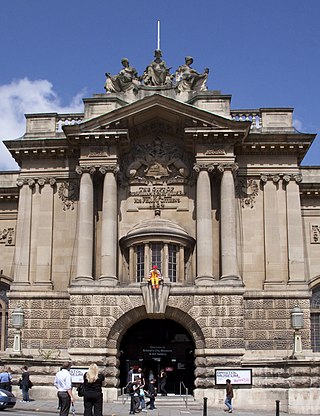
[179,381,189,408]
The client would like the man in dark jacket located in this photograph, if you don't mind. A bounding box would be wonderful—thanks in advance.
[224,379,234,413]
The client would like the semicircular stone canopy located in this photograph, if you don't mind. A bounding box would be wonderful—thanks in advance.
[121,218,195,246]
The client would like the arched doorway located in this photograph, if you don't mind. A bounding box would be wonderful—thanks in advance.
[119,318,195,394]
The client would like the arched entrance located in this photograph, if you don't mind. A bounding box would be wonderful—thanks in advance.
[119,318,195,394]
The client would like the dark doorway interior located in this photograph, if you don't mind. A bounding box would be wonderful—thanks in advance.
[119,319,195,394]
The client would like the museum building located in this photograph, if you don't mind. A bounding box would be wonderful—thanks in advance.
[0,53,320,413]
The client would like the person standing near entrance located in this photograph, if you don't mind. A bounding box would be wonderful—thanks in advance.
[146,378,157,410]
[159,369,167,396]
[224,379,234,413]
[83,363,105,416]
[54,361,74,416]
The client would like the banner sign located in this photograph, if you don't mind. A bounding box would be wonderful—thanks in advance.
[70,367,87,383]
[215,369,252,385]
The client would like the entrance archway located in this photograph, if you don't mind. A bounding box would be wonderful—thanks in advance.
[119,319,195,394]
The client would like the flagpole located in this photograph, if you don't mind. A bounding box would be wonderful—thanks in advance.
[157,20,160,50]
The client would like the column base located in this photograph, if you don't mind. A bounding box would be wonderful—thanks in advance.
[98,275,119,286]
[195,275,216,286]
[72,276,94,285]
[221,274,241,280]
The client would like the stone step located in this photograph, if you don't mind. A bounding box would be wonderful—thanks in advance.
[116,395,202,409]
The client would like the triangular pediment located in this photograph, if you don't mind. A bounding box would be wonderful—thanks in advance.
[63,94,250,141]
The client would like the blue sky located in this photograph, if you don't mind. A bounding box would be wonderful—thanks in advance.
[0,0,319,169]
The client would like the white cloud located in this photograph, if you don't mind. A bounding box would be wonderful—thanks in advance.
[293,118,303,132]
[0,78,84,170]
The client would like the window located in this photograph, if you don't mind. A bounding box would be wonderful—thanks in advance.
[151,243,162,270]
[136,245,145,282]
[168,244,177,282]
[120,218,195,285]
[311,286,320,352]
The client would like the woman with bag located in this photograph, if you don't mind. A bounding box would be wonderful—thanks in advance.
[83,363,105,416]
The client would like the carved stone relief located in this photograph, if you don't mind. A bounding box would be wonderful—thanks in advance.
[311,225,320,244]
[123,137,191,185]
[0,227,15,246]
[58,181,79,211]
[236,178,259,208]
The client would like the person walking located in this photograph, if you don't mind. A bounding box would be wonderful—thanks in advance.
[129,377,141,414]
[83,363,105,416]
[54,361,74,416]
[0,367,12,392]
[159,369,167,396]
[146,378,157,410]
[224,379,234,413]
[20,366,31,403]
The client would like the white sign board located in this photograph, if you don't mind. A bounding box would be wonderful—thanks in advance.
[70,367,87,384]
[215,369,252,385]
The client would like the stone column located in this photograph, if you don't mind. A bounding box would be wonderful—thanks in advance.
[219,163,240,280]
[34,178,56,289]
[194,164,214,284]
[13,178,35,287]
[99,165,119,285]
[284,174,305,284]
[75,166,95,281]
[262,174,284,287]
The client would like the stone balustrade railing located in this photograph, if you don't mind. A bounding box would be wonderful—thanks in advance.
[56,114,84,132]
[231,110,262,129]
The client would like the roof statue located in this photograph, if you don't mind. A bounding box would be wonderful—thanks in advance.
[175,56,209,92]
[104,58,140,93]
[142,49,173,87]
[104,52,209,93]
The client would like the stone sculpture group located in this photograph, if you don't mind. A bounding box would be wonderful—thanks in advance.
[104,50,209,93]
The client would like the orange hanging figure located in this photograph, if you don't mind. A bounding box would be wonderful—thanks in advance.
[148,265,162,289]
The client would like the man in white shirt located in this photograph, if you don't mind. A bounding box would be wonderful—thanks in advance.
[54,361,74,416]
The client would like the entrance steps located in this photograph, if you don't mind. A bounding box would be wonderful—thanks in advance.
[117,394,202,410]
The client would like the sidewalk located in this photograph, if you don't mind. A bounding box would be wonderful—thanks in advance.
[13,397,315,416]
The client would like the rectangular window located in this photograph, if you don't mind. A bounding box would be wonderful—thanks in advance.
[136,245,145,282]
[151,243,162,271]
[311,313,320,352]
[168,244,177,282]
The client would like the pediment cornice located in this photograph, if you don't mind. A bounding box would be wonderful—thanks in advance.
[63,94,250,144]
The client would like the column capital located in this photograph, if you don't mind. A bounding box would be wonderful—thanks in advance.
[37,177,57,187]
[16,177,36,188]
[75,165,96,175]
[193,162,216,173]
[217,163,238,174]
[99,165,120,175]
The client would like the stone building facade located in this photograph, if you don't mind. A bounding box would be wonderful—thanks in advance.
[0,56,320,413]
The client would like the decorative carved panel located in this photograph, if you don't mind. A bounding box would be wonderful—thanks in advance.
[58,181,79,211]
[0,227,15,246]
[311,225,320,244]
[236,178,259,208]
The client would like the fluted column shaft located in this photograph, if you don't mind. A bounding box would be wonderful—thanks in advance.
[100,167,118,281]
[220,165,239,279]
[196,169,213,278]
[76,169,94,280]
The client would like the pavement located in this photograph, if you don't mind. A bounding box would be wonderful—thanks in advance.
[12,395,316,416]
